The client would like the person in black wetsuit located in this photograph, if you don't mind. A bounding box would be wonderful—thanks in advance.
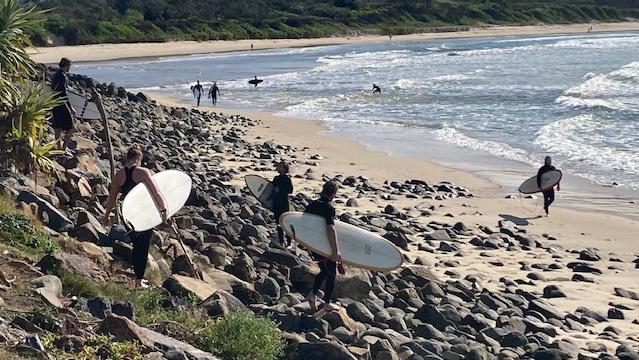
[192,81,204,106]
[103,145,168,288]
[50,58,76,151]
[537,156,560,216]
[372,83,381,94]
[272,161,293,247]
[208,81,220,106]
[304,180,341,312]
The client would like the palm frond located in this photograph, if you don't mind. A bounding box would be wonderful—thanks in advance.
[0,0,47,78]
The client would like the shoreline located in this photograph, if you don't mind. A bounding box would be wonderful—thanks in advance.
[31,22,639,64]
[146,91,639,254]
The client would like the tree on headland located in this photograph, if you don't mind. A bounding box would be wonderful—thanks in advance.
[0,0,62,186]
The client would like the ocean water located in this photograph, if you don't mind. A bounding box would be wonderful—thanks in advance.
[76,32,639,201]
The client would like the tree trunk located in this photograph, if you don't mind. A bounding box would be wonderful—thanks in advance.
[90,84,119,223]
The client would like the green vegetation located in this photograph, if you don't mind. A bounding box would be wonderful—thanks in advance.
[54,274,284,359]
[33,0,639,45]
[41,333,143,360]
[0,203,60,255]
[0,0,62,181]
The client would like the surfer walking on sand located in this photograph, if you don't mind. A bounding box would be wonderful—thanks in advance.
[50,57,76,152]
[208,81,220,106]
[304,181,342,312]
[272,161,293,248]
[537,156,560,216]
[372,83,381,94]
[192,81,204,106]
[102,144,168,288]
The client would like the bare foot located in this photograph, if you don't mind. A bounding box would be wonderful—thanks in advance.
[322,302,339,312]
[134,279,149,289]
[306,293,316,312]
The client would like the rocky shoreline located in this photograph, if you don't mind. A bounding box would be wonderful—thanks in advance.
[0,73,638,360]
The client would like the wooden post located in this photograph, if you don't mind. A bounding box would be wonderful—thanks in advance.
[90,83,119,223]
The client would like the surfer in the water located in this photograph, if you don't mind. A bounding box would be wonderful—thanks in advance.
[372,83,381,94]
[102,144,168,288]
[192,81,204,106]
[537,156,560,216]
[208,81,220,106]
[304,180,342,312]
[272,161,293,248]
[51,57,76,152]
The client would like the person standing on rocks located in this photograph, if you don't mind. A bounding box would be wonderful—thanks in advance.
[192,81,204,106]
[272,160,293,247]
[208,81,220,106]
[50,57,76,152]
[102,144,168,288]
[537,156,560,216]
[304,180,342,312]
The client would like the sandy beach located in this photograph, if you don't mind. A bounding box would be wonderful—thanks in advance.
[140,90,639,351]
[31,22,639,64]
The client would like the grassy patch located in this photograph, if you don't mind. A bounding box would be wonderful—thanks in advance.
[42,333,143,360]
[0,212,60,255]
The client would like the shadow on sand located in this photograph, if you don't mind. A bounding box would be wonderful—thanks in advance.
[498,213,542,226]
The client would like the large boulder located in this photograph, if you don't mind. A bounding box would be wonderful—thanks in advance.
[290,263,320,293]
[261,248,301,268]
[285,341,358,360]
[333,268,372,301]
[163,275,218,301]
[203,268,254,292]
[17,191,73,232]
[37,252,108,284]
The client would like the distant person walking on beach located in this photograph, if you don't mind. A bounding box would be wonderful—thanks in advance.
[50,57,76,152]
[272,160,293,247]
[304,180,342,312]
[192,81,204,106]
[537,156,560,216]
[208,81,220,106]
[103,144,168,288]
[372,83,381,94]
[251,43,254,51]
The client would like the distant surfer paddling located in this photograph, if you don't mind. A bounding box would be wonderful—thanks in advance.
[103,144,168,288]
[537,156,560,216]
[372,83,381,94]
[272,161,293,248]
[191,80,204,106]
[249,76,263,87]
[304,181,342,312]
[208,81,220,106]
[50,57,76,152]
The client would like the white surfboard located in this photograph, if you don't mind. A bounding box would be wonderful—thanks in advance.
[45,84,101,120]
[121,170,192,231]
[280,212,403,272]
[245,175,274,210]
[518,170,562,194]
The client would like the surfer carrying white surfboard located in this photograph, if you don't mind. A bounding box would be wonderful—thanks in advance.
[50,57,76,152]
[304,181,342,312]
[272,161,293,247]
[192,81,204,106]
[537,156,560,216]
[103,145,168,288]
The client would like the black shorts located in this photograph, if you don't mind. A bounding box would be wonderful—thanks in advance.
[51,105,74,131]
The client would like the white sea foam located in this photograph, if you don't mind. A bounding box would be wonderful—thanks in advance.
[535,115,639,178]
[433,127,536,165]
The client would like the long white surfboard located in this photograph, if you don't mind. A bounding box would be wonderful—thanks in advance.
[245,174,274,210]
[121,170,192,231]
[518,170,562,194]
[280,212,403,272]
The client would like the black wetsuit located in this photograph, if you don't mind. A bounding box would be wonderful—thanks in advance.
[121,166,153,280]
[272,174,293,245]
[51,69,73,131]
[209,85,220,105]
[537,164,557,213]
[372,85,381,94]
[304,195,337,304]
[193,84,204,106]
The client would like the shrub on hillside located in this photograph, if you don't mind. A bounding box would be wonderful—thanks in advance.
[0,212,60,254]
